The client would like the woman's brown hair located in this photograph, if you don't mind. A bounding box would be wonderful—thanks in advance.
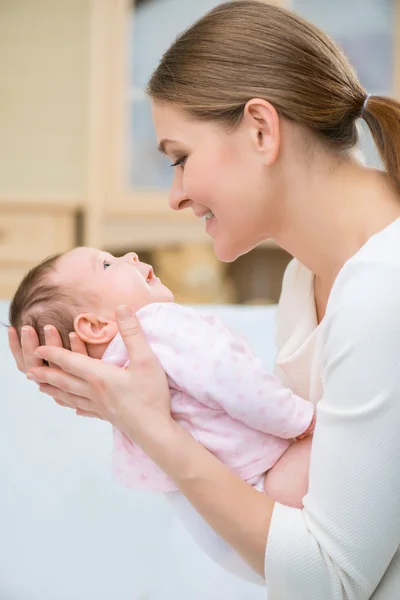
[148,0,400,194]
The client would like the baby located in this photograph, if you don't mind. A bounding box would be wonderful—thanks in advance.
[10,247,315,503]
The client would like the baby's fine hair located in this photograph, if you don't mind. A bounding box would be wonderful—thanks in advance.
[9,253,79,350]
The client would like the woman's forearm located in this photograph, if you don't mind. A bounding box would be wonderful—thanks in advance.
[124,411,274,577]
[166,491,266,585]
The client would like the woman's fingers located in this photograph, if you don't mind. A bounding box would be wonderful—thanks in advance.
[21,326,43,370]
[116,305,157,367]
[30,308,170,433]
[54,398,75,409]
[39,382,98,414]
[115,305,171,422]
[30,364,91,398]
[39,383,75,405]
[44,325,64,369]
[76,409,104,420]
[69,332,89,356]
[8,327,26,372]
[31,345,107,381]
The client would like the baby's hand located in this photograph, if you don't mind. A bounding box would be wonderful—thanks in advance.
[295,406,316,441]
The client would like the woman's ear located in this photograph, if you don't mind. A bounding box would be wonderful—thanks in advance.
[243,98,281,166]
[74,313,118,345]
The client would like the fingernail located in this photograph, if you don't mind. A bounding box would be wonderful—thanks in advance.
[44,325,52,339]
[27,373,37,382]
[34,350,42,358]
[116,305,132,321]
[69,332,76,341]
[21,326,30,339]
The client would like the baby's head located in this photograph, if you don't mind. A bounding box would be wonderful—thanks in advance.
[9,247,174,357]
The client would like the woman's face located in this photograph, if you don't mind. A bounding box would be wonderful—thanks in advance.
[152,101,282,262]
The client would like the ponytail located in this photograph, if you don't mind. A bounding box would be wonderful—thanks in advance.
[363,96,400,195]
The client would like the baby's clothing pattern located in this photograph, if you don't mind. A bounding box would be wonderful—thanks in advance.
[102,302,314,492]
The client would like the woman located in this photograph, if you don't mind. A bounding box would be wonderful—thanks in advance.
[8,1,400,597]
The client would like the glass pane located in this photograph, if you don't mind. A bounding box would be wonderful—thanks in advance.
[128,0,224,189]
[293,0,394,167]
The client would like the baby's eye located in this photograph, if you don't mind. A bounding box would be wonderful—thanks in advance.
[103,260,112,270]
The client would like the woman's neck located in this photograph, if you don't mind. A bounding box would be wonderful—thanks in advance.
[274,159,400,288]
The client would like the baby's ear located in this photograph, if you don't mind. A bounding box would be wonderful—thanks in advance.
[74,313,118,345]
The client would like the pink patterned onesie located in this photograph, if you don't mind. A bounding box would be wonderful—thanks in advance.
[102,302,314,492]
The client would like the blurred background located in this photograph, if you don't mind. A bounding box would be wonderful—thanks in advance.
[0,0,396,305]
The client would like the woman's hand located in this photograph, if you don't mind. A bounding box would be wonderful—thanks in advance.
[17,306,171,435]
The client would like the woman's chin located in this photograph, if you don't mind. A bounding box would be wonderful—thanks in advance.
[213,238,250,263]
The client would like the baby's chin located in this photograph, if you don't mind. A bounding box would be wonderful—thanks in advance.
[155,288,174,303]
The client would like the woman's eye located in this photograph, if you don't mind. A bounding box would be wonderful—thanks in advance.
[103,260,112,270]
[170,156,187,169]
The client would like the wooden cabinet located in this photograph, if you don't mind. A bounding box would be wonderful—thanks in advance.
[0,200,78,298]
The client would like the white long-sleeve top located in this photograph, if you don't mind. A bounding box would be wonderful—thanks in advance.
[265,216,400,599]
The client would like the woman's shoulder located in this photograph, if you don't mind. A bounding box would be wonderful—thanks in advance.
[321,220,400,375]
[328,217,400,314]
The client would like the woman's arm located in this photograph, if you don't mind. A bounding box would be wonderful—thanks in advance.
[166,490,266,586]
[131,413,274,578]
[265,263,400,598]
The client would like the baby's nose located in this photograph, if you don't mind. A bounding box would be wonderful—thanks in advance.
[123,252,139,264]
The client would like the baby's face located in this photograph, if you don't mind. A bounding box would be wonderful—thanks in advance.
[52,247,174,320]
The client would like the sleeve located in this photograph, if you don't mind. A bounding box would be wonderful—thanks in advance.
[152,304,313,440]
[265,262,400,599]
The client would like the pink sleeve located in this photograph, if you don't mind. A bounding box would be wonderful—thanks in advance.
[150,304,314,439]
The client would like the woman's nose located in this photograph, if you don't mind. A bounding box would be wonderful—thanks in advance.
[169,173,191,212]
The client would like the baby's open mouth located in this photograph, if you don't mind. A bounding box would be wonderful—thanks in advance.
[146,267,154,283]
